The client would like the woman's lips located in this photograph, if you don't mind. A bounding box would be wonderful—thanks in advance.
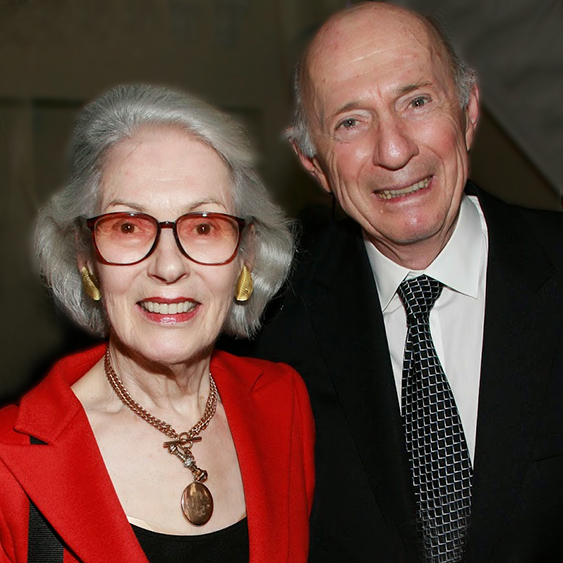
[374,176,431,200]
[139,300,197,315]
[137,299,199,324]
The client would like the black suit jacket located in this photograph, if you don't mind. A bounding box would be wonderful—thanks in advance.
[223,183,563,562]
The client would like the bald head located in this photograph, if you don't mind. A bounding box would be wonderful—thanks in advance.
[289,2,475,157]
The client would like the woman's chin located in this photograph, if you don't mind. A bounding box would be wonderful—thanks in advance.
[109,331,215,372]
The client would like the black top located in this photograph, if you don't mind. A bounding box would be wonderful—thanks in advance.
[132,518,249,563]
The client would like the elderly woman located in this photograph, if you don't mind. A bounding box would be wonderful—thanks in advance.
[0,85,314,562]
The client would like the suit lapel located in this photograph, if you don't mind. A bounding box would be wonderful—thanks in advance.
[305,220,419,557]
[211,353,292,563]
[0,347,147,562]
[467,192,561,561]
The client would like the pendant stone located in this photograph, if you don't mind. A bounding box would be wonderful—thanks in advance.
[181,482,214,526]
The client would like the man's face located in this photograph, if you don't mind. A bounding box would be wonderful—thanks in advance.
[301,7,479,265]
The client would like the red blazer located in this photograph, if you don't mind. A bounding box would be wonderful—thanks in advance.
[0,345,315,562]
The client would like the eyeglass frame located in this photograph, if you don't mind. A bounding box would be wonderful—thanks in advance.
[83,211,247,266]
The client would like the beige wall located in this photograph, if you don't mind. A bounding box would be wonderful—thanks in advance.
[0,0,557,402]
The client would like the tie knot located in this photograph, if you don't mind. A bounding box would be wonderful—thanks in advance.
[398,275,443,323]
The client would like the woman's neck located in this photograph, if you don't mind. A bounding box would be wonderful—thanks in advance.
[105,339,214,424]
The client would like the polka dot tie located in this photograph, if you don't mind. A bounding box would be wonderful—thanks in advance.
[398,275,472,562]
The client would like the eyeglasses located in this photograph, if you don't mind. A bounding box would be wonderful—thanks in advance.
[85,211,246,266]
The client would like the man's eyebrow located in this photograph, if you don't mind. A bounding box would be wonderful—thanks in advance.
[330,100,364,118]
[397,81,432,95]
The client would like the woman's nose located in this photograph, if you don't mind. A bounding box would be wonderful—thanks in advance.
[147,227,190,284]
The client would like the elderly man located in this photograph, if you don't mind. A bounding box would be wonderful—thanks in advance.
[226,2,563,562]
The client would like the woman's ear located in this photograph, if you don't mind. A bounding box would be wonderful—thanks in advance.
[242,223,256,271]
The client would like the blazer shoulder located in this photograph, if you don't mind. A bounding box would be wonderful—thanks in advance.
[499,201,563,266]
[49,344,107,376]
[475,185,563,265]
[518,207,563,256]
[213,349,308,394]
[215,352,315,453]
[0,346,106,444]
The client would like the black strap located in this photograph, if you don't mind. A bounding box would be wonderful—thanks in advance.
[28,436,64,563]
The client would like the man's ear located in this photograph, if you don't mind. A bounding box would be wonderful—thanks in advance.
[464,84,480,152]
[290,139,332,194]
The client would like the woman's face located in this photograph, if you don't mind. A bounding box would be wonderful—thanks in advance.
[91,126,242,369]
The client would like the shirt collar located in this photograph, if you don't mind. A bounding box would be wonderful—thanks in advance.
[365,195,486,311]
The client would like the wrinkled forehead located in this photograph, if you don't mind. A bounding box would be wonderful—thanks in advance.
[302,6,451,106]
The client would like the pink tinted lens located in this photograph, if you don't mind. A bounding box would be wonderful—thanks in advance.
[176,214,240,264]
[94,214,156,264]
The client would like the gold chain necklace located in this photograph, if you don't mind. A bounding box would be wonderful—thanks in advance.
[104,347,218,526]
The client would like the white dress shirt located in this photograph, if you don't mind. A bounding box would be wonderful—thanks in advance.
[364,195,489,462]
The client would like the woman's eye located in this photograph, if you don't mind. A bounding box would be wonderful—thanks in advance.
[119,222,136,234]
[195,223,213,235]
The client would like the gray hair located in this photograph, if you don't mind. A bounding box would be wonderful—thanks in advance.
[287,7,477,158]
[426,15,477,109]
[35,84,294,338]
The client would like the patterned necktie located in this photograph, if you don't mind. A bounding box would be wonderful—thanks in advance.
[397,275,472,562]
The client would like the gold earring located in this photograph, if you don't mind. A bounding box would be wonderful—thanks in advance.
[235,265,253,302]
[81,267,101,301]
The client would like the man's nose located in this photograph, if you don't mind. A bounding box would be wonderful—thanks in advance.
[372,115,419,170]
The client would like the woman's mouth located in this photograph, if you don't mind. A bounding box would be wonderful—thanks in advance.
[139,300,198,315]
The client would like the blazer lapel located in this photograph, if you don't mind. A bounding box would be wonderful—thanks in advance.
[305,220,419,558]
[0,349,148,562]
[211,353,292,563]
[467,192,561,561]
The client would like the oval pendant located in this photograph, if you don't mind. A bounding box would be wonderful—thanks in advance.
[181,482,214,526]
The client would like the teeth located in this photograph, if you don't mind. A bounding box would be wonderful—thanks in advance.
[376,177,430,200]
[140,301,196,315]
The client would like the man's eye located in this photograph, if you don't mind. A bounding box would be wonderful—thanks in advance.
[411,97,429,108]
[338,118,358,129]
